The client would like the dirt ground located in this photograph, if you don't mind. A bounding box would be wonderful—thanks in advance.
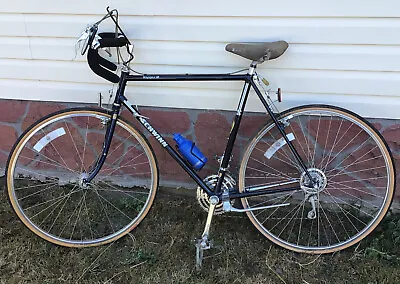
[1,178,400,284]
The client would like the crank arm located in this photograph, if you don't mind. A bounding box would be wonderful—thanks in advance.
[223,201,290,212]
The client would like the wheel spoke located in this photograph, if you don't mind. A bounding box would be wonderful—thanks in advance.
[48,184,79,233]
[249,157,298,181]
[15,181,58,191]
[93,188,133,221]
[255,146,301,172]
[19,182,60,200]
[97,180,147,206]
[311,114,322,168]
[322,128,364,172]
[39,129,72,173]
[80,116,90,173]
[24,188,81,212]
[63,120,87,173]
[92,185,116,234]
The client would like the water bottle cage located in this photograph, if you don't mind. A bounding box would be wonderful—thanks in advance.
[175,142,206,170]
[173,133,207,171]
[190,143,204,162]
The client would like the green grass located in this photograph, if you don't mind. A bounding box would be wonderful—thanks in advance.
[1,178,400,284]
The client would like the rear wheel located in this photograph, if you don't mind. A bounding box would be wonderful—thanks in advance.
[6,108,158,247]
[239,105,395,253]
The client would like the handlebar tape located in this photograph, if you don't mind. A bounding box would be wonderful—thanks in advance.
[87,49,120,83]
[86,33,130,83]
[99,32,129,48]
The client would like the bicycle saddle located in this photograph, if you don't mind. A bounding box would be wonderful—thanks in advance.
[225,41,288,63]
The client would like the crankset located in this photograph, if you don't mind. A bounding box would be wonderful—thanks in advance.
[196,174,235,214]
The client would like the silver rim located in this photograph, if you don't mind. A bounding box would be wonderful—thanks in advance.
[8,110,157,246]
[240,107,394,252]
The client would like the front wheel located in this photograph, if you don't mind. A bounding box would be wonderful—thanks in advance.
[239,105,395,253]
[6,108,159,247]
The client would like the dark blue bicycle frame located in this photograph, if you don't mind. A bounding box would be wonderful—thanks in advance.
[85,69,310,199]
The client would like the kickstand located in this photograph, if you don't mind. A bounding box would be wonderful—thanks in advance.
[195,196,218,269]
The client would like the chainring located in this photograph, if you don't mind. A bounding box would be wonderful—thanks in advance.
[196,174,236,215]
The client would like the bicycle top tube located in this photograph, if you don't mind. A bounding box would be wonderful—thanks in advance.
[125,73,250,82]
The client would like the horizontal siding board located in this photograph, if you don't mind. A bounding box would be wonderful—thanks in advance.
[1,79,399,119]
[3,39,400,72]
[0,37,32,59]
[2,0,400,17]
[0,14,27,36]
[2,14,400,45]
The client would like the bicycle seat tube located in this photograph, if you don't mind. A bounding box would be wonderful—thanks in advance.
[213,64,255,195]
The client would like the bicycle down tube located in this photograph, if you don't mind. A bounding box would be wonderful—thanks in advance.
[87,69,307,199]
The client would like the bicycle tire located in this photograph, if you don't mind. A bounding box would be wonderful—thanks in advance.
[239,104,395,253]
[6,107,158,247]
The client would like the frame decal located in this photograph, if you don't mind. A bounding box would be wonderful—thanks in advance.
[138,117,168,147]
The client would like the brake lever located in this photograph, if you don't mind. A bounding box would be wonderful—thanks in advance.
[77,28,90,43]
[75,26,91,56]
[91,34,102,50]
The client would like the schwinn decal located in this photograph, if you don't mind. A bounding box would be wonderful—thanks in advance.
[138,117,168,147]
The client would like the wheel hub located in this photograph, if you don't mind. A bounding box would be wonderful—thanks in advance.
[78,172,90,189]
[300,168,327,194]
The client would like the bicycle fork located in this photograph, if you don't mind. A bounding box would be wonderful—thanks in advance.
[83,75,127,184]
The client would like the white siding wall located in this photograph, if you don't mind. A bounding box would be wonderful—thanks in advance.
[1,1,400,118]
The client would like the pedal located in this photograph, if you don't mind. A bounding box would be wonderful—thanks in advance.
[196,236,213,251]
[195,236,213,269]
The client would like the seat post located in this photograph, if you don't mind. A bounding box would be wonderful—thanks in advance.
[248,61,258,75]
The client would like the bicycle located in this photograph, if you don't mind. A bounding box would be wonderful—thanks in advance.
[5,7,396,268]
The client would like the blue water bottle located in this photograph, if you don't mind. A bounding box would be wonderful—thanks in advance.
[173,133,207,171]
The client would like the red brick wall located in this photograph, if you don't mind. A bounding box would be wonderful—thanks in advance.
[1,99,399,200]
